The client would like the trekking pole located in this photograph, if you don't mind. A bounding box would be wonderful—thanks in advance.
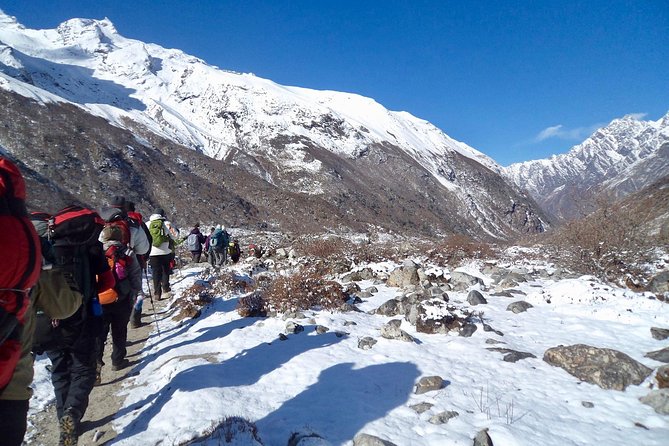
[144,268,161,336]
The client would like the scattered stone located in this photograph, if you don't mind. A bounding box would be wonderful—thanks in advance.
[343,282,362,294]
[387,261,421,288]
[656,365,669,389]
[543,344,653,390]
[473,428,494,446]
[173,304,201,322]
[380,319,415,342]
[279,333,289,341]
[357,290,374,299]
[487,348,536,363]
[376,299,402,316]
[415,376,444,394]
[353,433,398,446]
[581,401,594,408]
[315,325,330,334]
[339,303,362,313]
[429,410,459,424]
[651,327,669,340]
[283,311,307,320]
[482,324,504,336]
[409,402,433,414]
[459,323,478,337]
[343,321,358,326]
[358,337,377,350]
[485,338,506,345]
[506,301,533,314]
[645,346,669,363]
[649,271,669,294]
[491,291,514,298]
[287,431,330,446]
[365,286,379,293]
[639,389,669,414]
[467,290,487,305]
[285,322,304,334]
[334,331,347,338]
[449,271,482,291]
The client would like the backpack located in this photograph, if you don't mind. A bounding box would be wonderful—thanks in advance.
[149,219,169,247]
[186,233,200,251]
[0,158,41,390]
[98,245,132,305]
[228,242,240,257]
[99,207,130,246]
[32,205,105,353]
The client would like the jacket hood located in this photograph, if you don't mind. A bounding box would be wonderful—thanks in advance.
[149,213,166,222]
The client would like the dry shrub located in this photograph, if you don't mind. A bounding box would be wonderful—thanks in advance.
[296,237,347,259]
[179,281,214,304]
[349,242,400,263]
[427,234,496,266]
[545,197,657,284]
[264,270,348,313]
[236,291,267,318]
[210,272,251,296]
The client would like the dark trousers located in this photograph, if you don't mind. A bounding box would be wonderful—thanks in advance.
[97,298,133,366]
[0,399,29,446]
[149,254,172,297]
[191,251,202,263]
[47,332,97,420]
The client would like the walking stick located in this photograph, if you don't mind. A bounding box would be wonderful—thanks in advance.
[144,268,161,336]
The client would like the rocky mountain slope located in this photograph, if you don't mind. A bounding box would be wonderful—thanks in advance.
[0,11,547,239]
[506,113,669,220]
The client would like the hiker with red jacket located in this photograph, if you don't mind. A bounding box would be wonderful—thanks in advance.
[0,158,82,446]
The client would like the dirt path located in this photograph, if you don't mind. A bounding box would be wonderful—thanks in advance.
[27,298,171,445]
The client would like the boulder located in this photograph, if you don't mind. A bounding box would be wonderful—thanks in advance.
[449,271,482,291]
[287,431,330,446]
[353,434,398,446]
[409,402,433,414]
[543,344,653,390]
[651,327,669,340]
[285,321,304,334]
[415,375,444,394]
[506,301,533,314]
[459,323,478,338]
[639,389,669,415]
[358,337,377,350]
[376,299,402,317]
[467,290,488,305]
[473,429,494,446]
[656,364,669,389]
[645,346,669,363]
[315,325,329,334]
[429,410,459,425]
[387,260,421,288]
[649,271,669,294]
[380,319,415,342]
[487,347,536,363]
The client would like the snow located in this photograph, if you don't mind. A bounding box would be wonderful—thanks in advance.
[29,257,669,445]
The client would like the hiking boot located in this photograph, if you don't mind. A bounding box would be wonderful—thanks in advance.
[130,308,142,328]
[111,358,130,371]
[58,407,80,446]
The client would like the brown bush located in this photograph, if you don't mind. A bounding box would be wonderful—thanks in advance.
[427,234,496,266]
[264,270,348,313]
[295,237,347,259]
[236,291,268,318]
[210,272,251,296]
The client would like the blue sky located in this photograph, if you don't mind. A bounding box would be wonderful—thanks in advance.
[2,0,668,165]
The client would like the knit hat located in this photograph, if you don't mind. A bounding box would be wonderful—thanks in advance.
[155,208,165,217]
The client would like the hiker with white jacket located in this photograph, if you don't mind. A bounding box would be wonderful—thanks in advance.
[147,209,177,300]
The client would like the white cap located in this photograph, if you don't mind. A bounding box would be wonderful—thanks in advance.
[215,224,221,229]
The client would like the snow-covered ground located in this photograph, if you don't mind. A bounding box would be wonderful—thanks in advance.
[29,255,669,445]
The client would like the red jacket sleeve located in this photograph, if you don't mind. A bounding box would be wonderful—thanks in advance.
[97,268,115,293]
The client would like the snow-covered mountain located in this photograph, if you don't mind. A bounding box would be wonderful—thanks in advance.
[506,113,669,220]
[0,11,547,238]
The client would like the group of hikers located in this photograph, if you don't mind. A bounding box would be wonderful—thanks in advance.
[0,157,263,445]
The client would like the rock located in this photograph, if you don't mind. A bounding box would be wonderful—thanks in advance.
[387,261,420,288]
[339,303,362,313]
[449,271,482,291]
[645,346,669,363]
[482,324,504,336]
[341,271,363,282]
[365,286,379,293]
[380,319,415,342]
[543,344,653,390]
[173,305,201,322]
[275,248,288,259]
[656,365,669,388]
[490,291,514,298]
[409,402,433,414]
[639,389,669,414]
[343,321,357,326]
[459,323,478,337]
[487,347,536,362]
[343,282,362,294]
[334,331,347,338]
[353,433,398,446]
[649,271,669,294]
[651,327,669,340]
[581,401,594,408]
[358,337,377,350]
[283,312,307,320]
[285,321,304,334]
[473,428,494,446]
[485,338,505,345]
[506,301,533,313]
[279,333,289,341]
[467,290,488,305]
[287,431,331,446]
[415,376,445,394]
[315,325,329,334]
[357,290,374,299]
[429,410,459,424]
[376,299,402,316]
[416,312,461,335]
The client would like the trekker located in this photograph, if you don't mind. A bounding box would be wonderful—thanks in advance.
[148,209,176,300]
[203,226,215,265]
[249,243,265,259]
[0,158,81,446]
[186,223,206,263]
[125,201,152,328]
[38,205,113,446]
[228,240,241,263]
[209,224,230,267]
[95,205,144,376]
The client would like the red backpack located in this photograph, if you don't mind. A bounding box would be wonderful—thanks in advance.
[0,158,41,390]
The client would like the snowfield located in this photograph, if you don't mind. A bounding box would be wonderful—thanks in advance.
[28,254,669,445]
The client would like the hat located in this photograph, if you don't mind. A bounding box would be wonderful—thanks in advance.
[221,224,226,231]
[194,223,200,228]
[110,196,126,209]
[215,224,221,229]
[155,208,165,217]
